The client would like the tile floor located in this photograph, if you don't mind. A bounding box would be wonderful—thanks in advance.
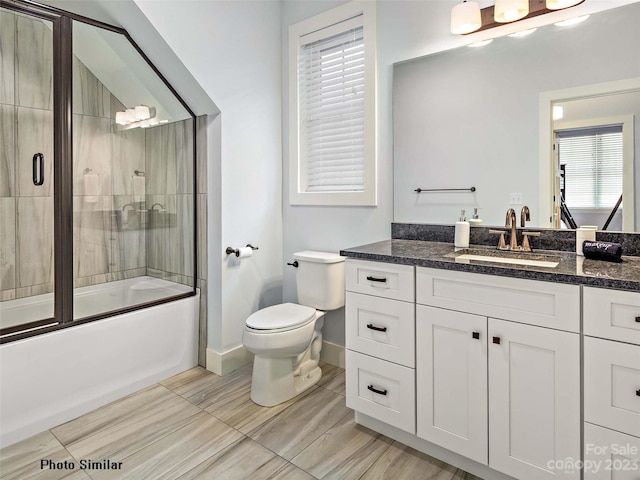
[0,363,482,480]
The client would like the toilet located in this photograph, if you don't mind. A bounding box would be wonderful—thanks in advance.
[242,251,345,406]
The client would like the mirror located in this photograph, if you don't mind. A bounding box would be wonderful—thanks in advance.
[393,2,640,232]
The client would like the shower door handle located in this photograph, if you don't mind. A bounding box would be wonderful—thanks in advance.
[32,153,44,186]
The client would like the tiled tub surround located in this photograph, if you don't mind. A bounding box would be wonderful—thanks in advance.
[1,11,208,352]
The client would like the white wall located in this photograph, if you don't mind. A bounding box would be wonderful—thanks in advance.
[135,0,284,353]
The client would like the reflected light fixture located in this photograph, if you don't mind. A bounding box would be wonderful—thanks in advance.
[546,0,582,10]
[115,105,163,129]
[555,15,589,26]
[494,0,529,23]
[552,105,564,120]
[451,0,482,34]
[508,28,537,37]
[468,39,493,47]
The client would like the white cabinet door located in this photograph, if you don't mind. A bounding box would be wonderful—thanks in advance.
[584,423,640,480]
[489,319,581,480]
[585,337,640,438]
[416,305,488,465]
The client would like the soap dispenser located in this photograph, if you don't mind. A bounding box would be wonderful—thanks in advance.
[469,208,483,227]
[454,210,470,248]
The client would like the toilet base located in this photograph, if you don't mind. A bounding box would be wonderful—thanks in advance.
[250,356,322,407]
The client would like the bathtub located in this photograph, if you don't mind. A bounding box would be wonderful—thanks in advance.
[0,276,199,447]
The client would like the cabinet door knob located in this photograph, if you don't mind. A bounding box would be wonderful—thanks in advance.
[493,336,501,345]
[366,276,387,283]
[636,389,640,397]
[472,332,480,339]
[367,324,387,332]
[635,316,640,323]
[367,385,388,396]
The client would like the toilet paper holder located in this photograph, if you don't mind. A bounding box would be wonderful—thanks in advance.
[226,244,259,256]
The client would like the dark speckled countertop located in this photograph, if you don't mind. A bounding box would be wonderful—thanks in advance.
[340,239,640,292]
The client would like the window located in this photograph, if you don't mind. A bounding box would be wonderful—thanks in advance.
[289,2,376,206]
[557,125,623,209]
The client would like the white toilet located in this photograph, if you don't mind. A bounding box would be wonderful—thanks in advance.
[242,251,345,407]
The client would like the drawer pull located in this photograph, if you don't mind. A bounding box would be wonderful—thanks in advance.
[367,385,388,396]
[367,324,387,332]
[493,336,501,345]
[636,316,640,323]
[472,331,480,339]
[636,389,640,397]
[366,276,387,283]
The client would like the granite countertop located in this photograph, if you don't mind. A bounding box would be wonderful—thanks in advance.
[340,239,640,292]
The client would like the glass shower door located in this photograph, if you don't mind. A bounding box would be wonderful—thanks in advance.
[0,7,56,333]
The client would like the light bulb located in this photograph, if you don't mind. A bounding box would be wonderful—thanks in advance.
[494,0,528,23]
[546,0,582,10]
[451,1,482,35]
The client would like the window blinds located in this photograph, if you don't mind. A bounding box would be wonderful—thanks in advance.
[298,19,365,192]
[557,125,623,209]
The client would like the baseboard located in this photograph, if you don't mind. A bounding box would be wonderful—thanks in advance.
[207,341,343,376]
[320,340,345,368]
[206,345,253,376]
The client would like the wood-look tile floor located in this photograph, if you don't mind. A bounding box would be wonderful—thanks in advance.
[0,363,482,480]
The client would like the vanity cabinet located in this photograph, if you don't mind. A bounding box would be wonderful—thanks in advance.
[416,268,581,480]
[583,287,640,479]
[345,260,416,434]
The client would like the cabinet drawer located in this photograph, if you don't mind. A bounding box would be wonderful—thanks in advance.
[346,292,415,367]
[346,350,415,434]
[585,337,640,438]
[584,423,640,480]
[584,287,640,346]
[345,259,414,302]
[416,267,580,332]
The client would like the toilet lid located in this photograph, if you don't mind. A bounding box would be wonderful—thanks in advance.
[246,303,316,330]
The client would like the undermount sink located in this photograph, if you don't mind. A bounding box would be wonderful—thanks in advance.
[448,251,560,268]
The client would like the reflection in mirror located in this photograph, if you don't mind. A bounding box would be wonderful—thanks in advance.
[393,2,640,232]
[551,90,639,232]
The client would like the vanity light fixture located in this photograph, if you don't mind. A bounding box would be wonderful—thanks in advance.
[451,0,482,34]
[452,0,585,36]
[494,0,529,23]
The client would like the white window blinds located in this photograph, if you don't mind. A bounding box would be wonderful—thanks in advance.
[557,125,623,209]
[298,17,365,192]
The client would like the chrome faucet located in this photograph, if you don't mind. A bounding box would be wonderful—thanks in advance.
[521,205,530,227]
[505,208,520,251]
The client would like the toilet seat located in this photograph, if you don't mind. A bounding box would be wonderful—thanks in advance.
[245,303,316,332]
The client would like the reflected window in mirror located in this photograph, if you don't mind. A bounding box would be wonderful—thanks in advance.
[556,125,623,230]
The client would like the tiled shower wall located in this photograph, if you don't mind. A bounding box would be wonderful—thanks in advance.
[0,11,148,301]
[0,10,208,363]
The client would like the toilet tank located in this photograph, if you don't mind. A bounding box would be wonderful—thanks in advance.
[293,251,345,311]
